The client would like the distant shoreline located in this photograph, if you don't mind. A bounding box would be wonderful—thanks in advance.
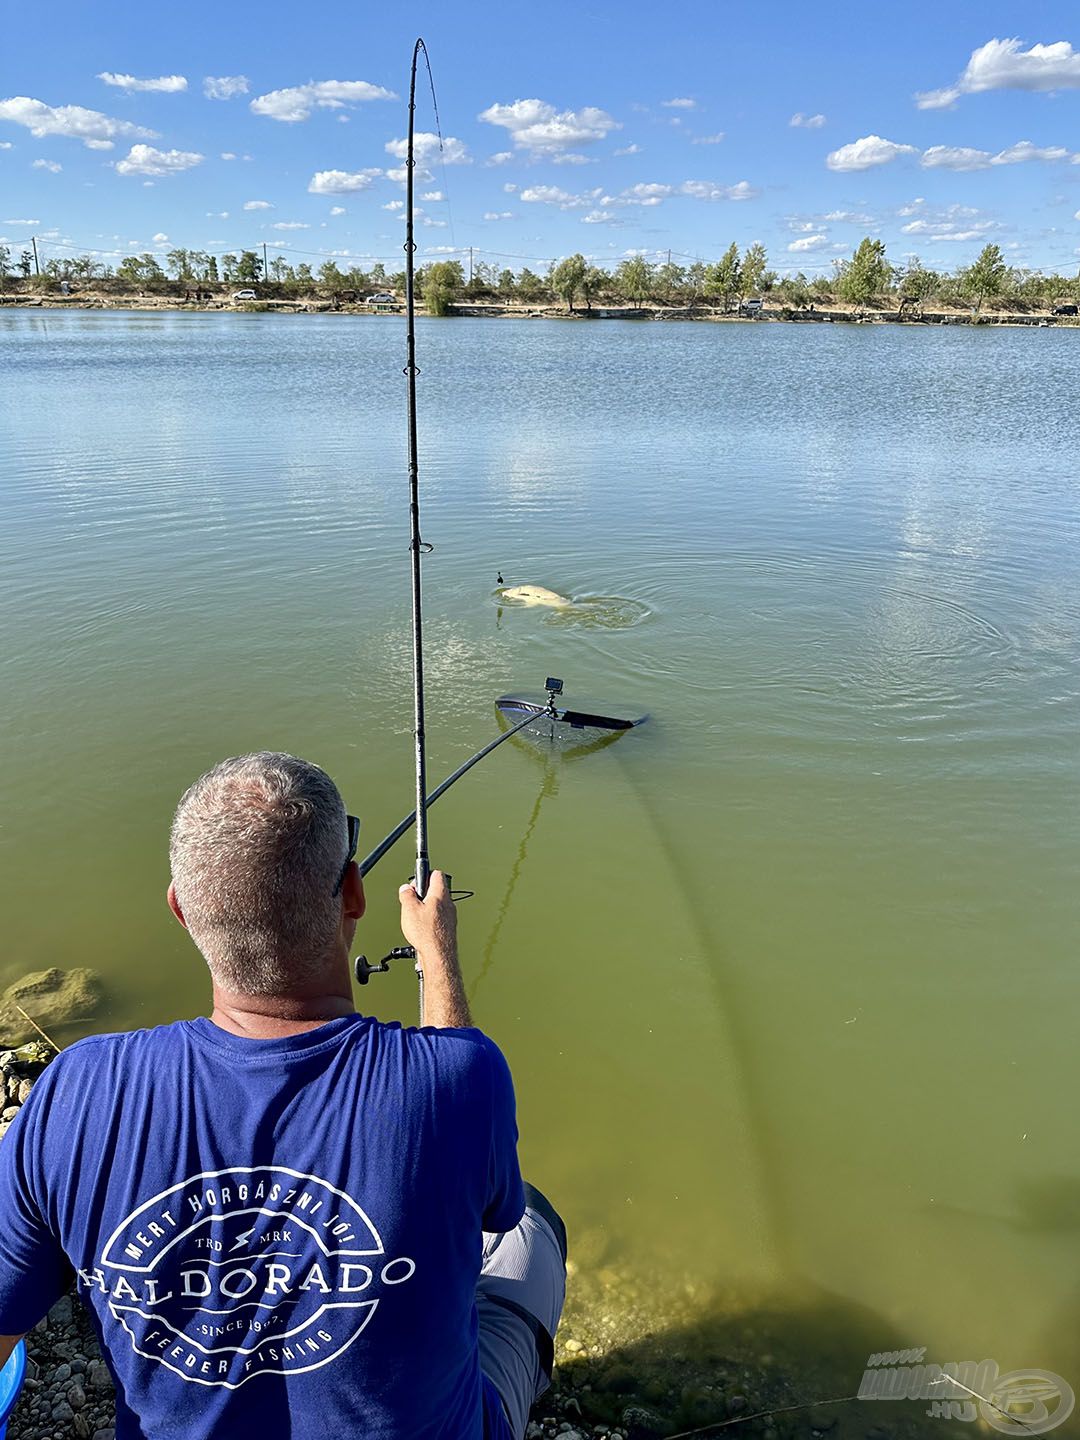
[1,294,1075,328]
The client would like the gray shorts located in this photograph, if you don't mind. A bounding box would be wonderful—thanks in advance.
[477,1183,567,1440]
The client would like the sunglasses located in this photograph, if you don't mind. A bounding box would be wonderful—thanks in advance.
[332,814,360,897]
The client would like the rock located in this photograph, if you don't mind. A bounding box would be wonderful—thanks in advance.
[564,1338,584,1354]
[92,1430,116,1440]
[74,1414,92,1439]
[52,1362,72,1383]
[17,1078,33,1104]
[48,1296,73,1327]
[726,1394,748,1416]
[68,1382,87,1409]
[87,1359,112,1391]
[619,1406,670,1440]
[1,1106,17,1123]
[0,1051,13,1069]
[1,968,104,1043]
[52,1400,75,1424]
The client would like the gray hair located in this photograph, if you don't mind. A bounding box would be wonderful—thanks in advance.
[169,752,349,995]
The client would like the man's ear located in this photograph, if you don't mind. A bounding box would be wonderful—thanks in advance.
[167,882,189,930]
[341,863,366,922]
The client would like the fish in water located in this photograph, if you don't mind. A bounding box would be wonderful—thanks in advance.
[499,584,572,608]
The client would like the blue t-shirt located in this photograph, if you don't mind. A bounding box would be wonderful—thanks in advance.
[0,1014,525,1439]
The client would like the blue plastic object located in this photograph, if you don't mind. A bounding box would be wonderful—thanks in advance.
[0,1339,27,1437]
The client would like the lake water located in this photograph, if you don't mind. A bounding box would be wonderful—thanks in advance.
[1,310,1078,1401]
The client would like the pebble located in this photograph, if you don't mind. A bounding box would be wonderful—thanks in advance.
[564,1338,584,1354]
[88,1360,111,1391]
[68,1382,87,1410]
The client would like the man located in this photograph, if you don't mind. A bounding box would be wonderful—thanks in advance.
[0,752,566,1438]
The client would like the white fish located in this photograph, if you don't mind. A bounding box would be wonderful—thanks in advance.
[499,584,571,608]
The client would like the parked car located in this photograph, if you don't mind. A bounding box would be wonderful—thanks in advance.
[232,289,258,301]
[740,298,764,316]
[1052,303,1078,316]
[366,292,397,304]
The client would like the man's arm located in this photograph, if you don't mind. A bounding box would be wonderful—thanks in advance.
[0,1336,22,1371]
[398,870,472,1028]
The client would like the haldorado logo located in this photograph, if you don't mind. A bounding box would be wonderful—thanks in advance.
[76,1166,416,1389]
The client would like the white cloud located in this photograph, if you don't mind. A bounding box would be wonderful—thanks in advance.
[692,132,725,145]
[478,98,620,155]
[251,80,395,122]
[272,221,309,230]
[422,190,445,201]
[503,182,518,193]
[620,181,672,205]
[921,139,1072,170]
[0,96,156,149]
[519,184,592,209]
[382,200,404,212]
[204,75,249,100]
[662,97,697,109]
[614,144,641,156]
[384,133,469,165]
[486,151,514,166]
[582,210,616,224]
[243,199,273,210]
[0,141,12,149]
[826,134,916,171]
[898,203,997,242]
[788,233,829,251]
[206,210,229,219]
[98,72,187,93]
[680,178,758,201]
[920,145,991,171]
[993,139,1069,163]
[790,112,827,128]
[483,210,514,220]
[823,209,876,224]
[329,205,345,215]
[152,231,168,242]
[115,144,203,177]
[422,217,447,228]
[221,152,237,161]
[32,158,62,172]
[916,37,1080,109]
[2,217,39,224]
[551,152,594,166]
[307,167,381,194]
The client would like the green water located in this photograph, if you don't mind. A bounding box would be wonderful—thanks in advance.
[1,310,1078,1387]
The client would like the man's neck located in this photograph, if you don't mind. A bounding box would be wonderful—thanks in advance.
[210,987,357,1040]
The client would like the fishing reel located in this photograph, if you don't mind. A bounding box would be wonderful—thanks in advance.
[354,947,416,985]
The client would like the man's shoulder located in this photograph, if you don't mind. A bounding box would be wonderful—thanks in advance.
[44,1022,191,1078]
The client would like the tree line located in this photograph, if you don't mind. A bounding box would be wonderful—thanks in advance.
[1,237,1076,314]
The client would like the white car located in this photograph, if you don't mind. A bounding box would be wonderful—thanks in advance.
[367,292,397,304]
[232,289,257,301]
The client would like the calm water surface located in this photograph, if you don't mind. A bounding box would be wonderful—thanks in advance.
[1,311,1078,1383]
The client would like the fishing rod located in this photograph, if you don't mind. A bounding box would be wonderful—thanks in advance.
[353,39,646,991]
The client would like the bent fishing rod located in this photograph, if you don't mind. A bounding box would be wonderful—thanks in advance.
[353,39,645,990]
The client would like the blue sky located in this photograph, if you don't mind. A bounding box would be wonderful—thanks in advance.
[5,1,1080,276]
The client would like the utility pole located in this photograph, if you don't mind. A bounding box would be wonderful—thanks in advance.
[468,246,473,284]
[262,242,268,283]
[31,235,40,277]
[667,249,672,266]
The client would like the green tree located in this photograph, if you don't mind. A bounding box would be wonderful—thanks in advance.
[615,255,652,307]
[318,260,348,291]
[19,251,33,279]
[837,237,891,306]
[550,252,587,312]
[236,250,262,283]
[776,272,810,309]
[740,243,767,298]
[516,267,546,302]
[654,261,687,305]
[422,260,464,316]
[166,248,193,281]
[961,243,1008,312]
[497,268,516,299]
[0,244,9,289]
[898,257,939,308]
[269,255,292,283]
[581,265,608,311]
[704,242,741,310]
[221,254,238,282]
